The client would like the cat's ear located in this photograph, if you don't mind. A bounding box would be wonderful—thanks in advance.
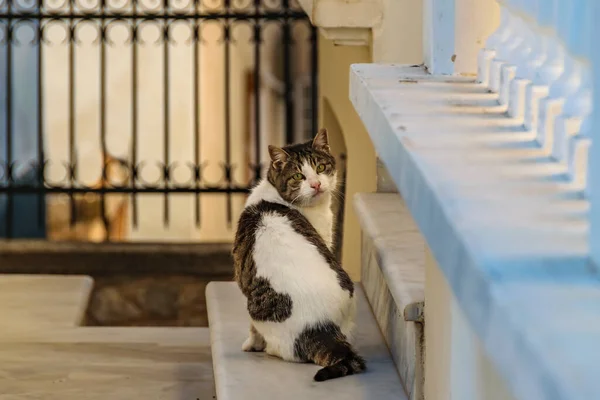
[268,145,289,169]
[312,128,330,152]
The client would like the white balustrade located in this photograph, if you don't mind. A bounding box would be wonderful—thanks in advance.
[478,0,594,194]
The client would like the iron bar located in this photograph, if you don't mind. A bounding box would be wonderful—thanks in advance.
[37,14,44,228]
[310,24,318,135]
[99,0,110,239]
[282,12,293,144]
[193,18,200,226]
[5,1,13,238]
[163,1,170,225]
[131,0,139,227]
[224,11,231,226]
[68,0,76,226]
[253,4,261,182]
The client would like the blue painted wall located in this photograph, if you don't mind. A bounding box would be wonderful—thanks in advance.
[0,14,45,238]
[591,1,600,267]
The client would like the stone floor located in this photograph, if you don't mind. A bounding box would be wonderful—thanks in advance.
[0,275,216,399]
[0,331,216,400]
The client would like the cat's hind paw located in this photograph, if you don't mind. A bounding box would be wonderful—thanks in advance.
[242,336,266,352]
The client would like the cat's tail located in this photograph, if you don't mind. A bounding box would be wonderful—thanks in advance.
[313,343,366,382]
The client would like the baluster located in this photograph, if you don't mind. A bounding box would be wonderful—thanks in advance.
[523,0,561,134]
[489,0,520,93]
[552,0,592,191]
[498,0,530,106]
[508,0,541,119]
[536,0,578,151]
[568,115,592,194]
[477,1,511,87]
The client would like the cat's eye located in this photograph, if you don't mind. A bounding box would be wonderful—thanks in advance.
[316,164,326,173]
[292,173,305,181]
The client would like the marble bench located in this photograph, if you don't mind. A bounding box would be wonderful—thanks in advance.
[206,281,407,399]
[354,193,426,400]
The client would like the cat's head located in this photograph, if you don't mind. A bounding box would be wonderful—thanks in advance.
[267,129,337,207]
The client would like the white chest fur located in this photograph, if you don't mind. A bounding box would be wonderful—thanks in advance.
[299,197,333,250]
[245,180,334,249]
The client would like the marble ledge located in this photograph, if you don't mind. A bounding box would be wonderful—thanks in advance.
[350,63,599,400]
[355,192,425,400]
[361,241,424,400]
[354,193,424,315]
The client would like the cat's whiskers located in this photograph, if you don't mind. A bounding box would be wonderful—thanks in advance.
[329,187,345,203]
[289,192,305,205]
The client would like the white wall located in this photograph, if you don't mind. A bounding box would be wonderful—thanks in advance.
[424,248,517,400]
[371,0,423,64]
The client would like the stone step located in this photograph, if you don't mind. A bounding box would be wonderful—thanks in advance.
[206,281,407,400]
[354,193,425,400]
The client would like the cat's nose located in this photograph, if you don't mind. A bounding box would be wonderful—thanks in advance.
[310,181,321,191]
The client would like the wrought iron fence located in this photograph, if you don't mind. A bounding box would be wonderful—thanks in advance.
[0,0,319,239]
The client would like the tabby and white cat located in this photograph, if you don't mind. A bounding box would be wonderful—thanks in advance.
[232,129,366,381]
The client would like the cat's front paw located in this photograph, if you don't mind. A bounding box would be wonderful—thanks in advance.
[242,336,265,352]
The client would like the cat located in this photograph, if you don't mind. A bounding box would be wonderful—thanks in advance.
[47,153,129,242]
[232,128,366,381]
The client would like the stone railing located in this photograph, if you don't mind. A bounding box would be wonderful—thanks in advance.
[350,0,600,399]
[479,0,600,282]
[478,0,592,193]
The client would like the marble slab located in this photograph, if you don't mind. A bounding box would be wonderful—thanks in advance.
[206,282,407,400]
[354,193,425,400]
[354,193,425,312]
[362,237,424,400]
